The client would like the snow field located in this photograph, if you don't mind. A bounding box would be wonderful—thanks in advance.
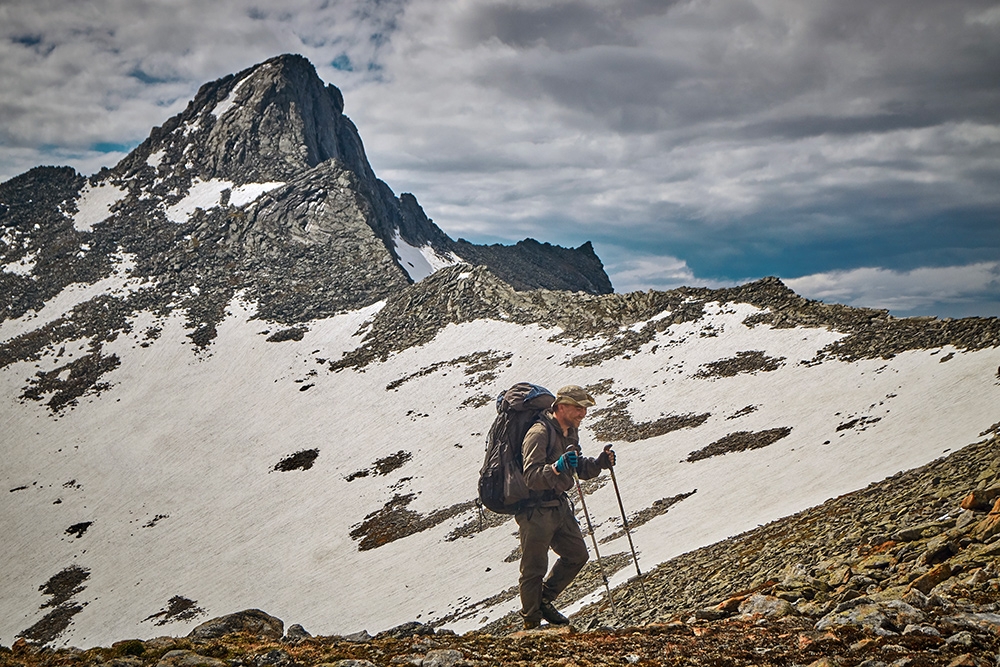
[1,297,998,646]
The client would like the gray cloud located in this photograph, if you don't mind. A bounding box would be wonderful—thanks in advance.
[1,0,998,316]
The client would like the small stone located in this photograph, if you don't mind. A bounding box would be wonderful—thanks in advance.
[252,649,292,667]
[946,655,977,667]
[807,658,841,667]
[155,650,227,667]
[510,625,574,638]
[851,638,878,651]
[695,607,729,621]
[421,649,464,667]
[902,587,929,609]
[946,631,976,646]
[107,658,143,667]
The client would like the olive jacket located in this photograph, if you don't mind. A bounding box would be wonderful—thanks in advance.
[521,410,602,507]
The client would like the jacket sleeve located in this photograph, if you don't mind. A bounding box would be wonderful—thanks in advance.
[566,425,603,480]
[522,423,573,493]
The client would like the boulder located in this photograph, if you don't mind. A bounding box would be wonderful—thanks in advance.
[738,594,797,619]
[374,621,436,640]
[282,624,311,644]
[960,486,1000,511]
[908,563,953,594]
[970,498,1000,542]
[815,600,923,636]
[187,609,283,640]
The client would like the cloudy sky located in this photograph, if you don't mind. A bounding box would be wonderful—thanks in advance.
[2,0,998,317]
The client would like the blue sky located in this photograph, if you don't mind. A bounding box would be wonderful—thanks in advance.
[1,0,998,317]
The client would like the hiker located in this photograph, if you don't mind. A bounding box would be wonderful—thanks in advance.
[517,385,615,629]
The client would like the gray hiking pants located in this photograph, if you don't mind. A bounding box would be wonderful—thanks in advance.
[515,496,589,623]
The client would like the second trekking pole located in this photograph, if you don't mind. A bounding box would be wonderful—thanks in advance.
[604,444,652,609]
[570,447,618,621]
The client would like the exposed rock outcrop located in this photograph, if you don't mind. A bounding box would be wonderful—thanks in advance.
[187,610,283,641]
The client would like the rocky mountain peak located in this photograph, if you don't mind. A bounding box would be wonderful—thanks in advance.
[120,54,368,185]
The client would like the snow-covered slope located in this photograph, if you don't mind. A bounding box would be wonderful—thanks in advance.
[2,267,998,647]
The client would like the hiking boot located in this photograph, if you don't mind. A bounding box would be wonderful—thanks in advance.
[539,600,569,625]
[522,617,540,630]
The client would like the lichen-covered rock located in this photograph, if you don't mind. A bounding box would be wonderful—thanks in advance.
[738,594,797,619]
[816,600,924,636]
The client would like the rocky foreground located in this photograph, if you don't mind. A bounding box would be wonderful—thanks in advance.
[5,434,1000,667]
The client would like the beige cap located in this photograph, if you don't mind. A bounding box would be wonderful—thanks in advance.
[553,385,596,408]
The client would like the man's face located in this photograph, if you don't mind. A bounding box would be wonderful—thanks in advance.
[555,403,588,430]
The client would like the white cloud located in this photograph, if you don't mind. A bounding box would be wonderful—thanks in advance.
[786,262,1000,316]
[605,255,698,294]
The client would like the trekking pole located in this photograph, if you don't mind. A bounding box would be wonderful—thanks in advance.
[570,451,618,622]
[604,444,653,610]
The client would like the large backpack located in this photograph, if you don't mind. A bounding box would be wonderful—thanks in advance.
[477,382,555,514]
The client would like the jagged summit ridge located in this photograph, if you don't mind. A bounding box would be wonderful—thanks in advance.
[117,54,368,185]
[334,266,1000,370]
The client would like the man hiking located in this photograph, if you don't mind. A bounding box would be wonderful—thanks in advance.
[517,384,615,629]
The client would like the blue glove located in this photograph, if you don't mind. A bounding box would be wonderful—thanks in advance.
[554,450,578,474]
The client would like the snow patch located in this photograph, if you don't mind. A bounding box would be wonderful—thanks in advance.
[230,182,284,207]
[212,74,253,119]
[146,150,166,169]
[72,181,128,232]
[3,251,37,276]
[165,178,233,223]
[392,231,462,282]
[165,179,286,223]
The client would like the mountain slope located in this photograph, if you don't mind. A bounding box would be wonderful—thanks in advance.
[2,55,999,651]
[2,260,998,647]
